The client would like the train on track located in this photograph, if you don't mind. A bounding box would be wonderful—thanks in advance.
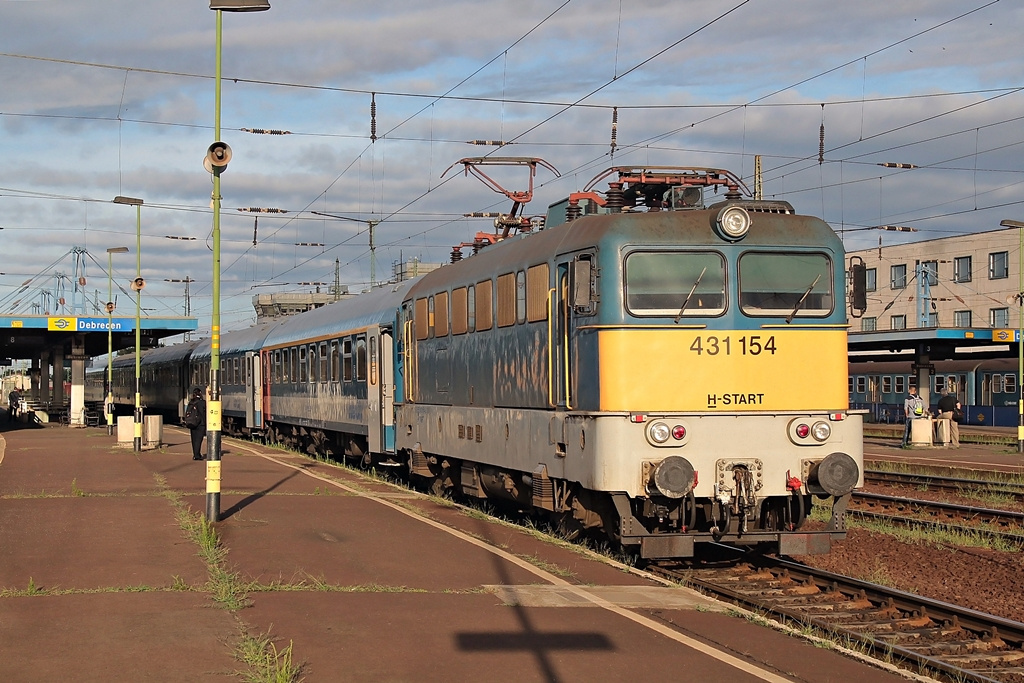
[88,162,864,559]
[849,357,1021,426]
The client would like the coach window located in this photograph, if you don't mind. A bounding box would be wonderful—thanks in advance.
[476,280,492,331]
[451,287,468,335]
[369,336,378,385]
[435,291,449,337]
[1006,373,1017,395]
[526,264,549,323]
[299,345,308,383]
[467,285,476,332]
[515,270,527,324]
[272,351,280,383]
[319,342,328,382]
[626,251,726,317]
[343,339,353,382]
[497,273,516,327]
[282,348,291,383]
[330,341,340,382]
[855,376,866,394]
[739,252,832,318]
[356,336,367,382]
[882,376,892,394]
[894,375,905,394]
[414,298,429,341]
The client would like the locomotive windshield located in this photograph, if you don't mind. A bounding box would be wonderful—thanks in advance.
[625,251,726,316]
[738,252,833,317]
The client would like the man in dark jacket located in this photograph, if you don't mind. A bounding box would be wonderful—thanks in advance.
[936,389,961,448]
[184,387,206,460]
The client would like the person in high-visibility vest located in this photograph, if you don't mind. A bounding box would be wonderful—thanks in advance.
[902,386,925,447]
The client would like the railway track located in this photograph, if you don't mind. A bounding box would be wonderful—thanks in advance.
[652,555,1024,682]
[864,469,1024,504]
[849,491,1024,547]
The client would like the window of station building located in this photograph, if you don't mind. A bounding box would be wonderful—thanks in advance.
[990,307,1009,328]
[451,287,468,335]
[343,339,353,382]
[414,298,429,341]
[890,314,906,330]
[921,260,938,286]
[895,375,906,394]
[516,270,527,324]
[330,341,340,382]
[927,311,938,327]
[989,251,1009,279]
[865,268,877,292]
[497,273,516,327]
[882,376,892,394]
[476,280,492,331]
[738,252,833,317]
[954,310,972,327]
[299,345,308,383]
[526,263,549,323]
[434,291,449,337]
[319,342,328,382]
[356,336,367,381]
[855,376,866,393]
[625,251,726,316]
[890,264,907,289]
[954,256,972,283]
[861,317,876,332]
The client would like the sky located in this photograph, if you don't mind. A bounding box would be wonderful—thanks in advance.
[1,0,1022,338]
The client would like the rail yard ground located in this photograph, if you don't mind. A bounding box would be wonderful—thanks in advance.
[0,419,914,683]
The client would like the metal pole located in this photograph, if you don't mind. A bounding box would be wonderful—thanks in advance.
[134,203,143,452]
[107,252,114,436]
[1019,222,1023,453]
[207,9,224,522]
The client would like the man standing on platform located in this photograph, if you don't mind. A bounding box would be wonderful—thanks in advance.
[183,387,206,460]
[902,386,924,447]
[7,386,20,422]
[937,389,961,448]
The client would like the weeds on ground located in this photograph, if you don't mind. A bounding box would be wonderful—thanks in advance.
[235,629,304,683]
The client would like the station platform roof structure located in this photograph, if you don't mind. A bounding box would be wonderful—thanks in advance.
[848,327,1019,362]
[0,314,198,363]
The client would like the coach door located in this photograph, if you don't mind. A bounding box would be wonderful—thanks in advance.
[244,351,261,429]
[372,331,395,453]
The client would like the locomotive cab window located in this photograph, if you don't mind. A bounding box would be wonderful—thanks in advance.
[738,252,833,317]
[625,251,725,316]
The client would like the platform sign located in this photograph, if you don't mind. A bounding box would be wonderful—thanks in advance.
[77,318,135,332]
[47,317,76,331]
[993,329,1020,343]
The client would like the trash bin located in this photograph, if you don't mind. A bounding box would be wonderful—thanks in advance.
[117,416,134,445]
[910,418,933,445]
[144,415,163,448]
[934,418,951,445]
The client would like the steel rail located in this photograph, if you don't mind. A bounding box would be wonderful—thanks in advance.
[864,469,1024,503]
[852,490,1024,529]
[653,556,1024,683]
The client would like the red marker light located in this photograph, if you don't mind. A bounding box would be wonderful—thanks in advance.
[630,414,646,423]
[796,424,810,438]
[672,425,686,440]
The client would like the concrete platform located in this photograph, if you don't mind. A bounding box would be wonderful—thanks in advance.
[0,420,913,682]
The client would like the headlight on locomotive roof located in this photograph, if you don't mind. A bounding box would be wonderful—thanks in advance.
[714,205,751,241]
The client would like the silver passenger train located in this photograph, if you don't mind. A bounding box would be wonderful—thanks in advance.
[89,164,863,558]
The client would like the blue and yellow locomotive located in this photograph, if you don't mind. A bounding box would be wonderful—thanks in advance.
[90,164,862,559]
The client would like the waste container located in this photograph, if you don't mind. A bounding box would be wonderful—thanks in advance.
[144,415,163,448]
[910,418,933,445]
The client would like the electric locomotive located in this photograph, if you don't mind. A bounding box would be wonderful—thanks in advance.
[395,164,862,558]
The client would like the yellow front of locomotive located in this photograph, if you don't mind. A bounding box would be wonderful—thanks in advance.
[575,203,862,558]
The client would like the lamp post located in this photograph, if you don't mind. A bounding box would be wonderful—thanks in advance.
[1000,219,1024,453]
[206,0,271,522]
[105,247,130,436]
[113,195,144,452]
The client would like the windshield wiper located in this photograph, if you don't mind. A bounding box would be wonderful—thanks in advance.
[674,267,707,323]
[785,274,821,324]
